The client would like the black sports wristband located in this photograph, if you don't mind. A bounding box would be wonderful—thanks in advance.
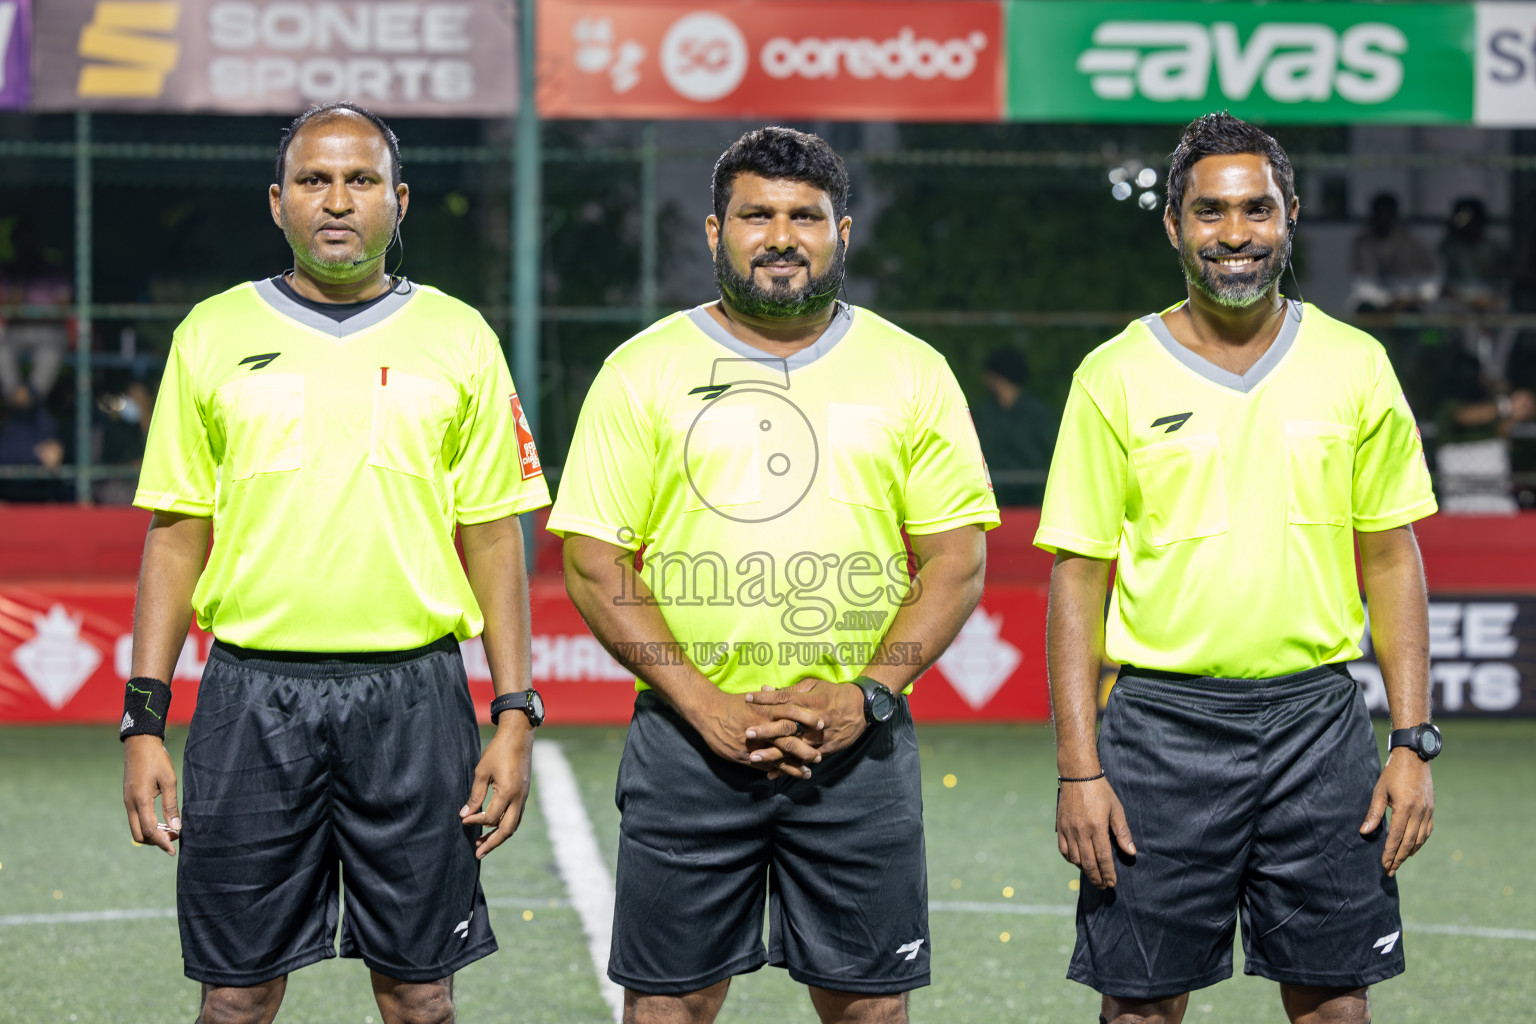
[1057,771,1106,783]
[120,677,172,741]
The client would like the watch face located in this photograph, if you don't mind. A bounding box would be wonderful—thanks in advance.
[527,690,546,726]
[1420,725,1442,755]
[869,688,897,723]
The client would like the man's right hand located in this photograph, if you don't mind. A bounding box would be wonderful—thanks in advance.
[680,688,814,780]
[123,736,180,855]
[1055,776,1136,889]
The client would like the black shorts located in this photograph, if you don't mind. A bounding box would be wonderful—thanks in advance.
[1068,663,1404,999]
[609,691,930,996]
[176,636,497,987]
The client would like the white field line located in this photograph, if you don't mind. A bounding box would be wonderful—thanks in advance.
[532,739,625,1024]
[931,900,1074,917]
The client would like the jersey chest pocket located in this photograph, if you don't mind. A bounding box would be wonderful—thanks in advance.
[681,400,761,512]
[217,374,304,482]
[1284,420,1355,527]
[1130,432,1228,546]
[368,372,457,481]
[827,403,901,512]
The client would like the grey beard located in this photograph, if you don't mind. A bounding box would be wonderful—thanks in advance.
[1182,235,1289,308]
[714,240,845,320]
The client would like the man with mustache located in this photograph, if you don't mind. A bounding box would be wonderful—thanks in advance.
[551,126,998,1023]
[1036,113,1439,1024]
[121,103,549,1023]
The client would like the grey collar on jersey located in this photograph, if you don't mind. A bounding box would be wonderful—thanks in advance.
[686,301,855,371]
[1140,298,1302,394]
[253,276,416,338]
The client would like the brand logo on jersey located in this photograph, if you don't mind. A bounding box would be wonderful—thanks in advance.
[238,352,281,370]
[895,939,925,961]
[510,393,542,480]
[453,915,471,940]
[1373,930,1401,954]
[1151,412,1193,433]
[688,383,731,401]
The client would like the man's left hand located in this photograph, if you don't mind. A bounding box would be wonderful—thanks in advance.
[460,720,534,860]
[1360,751,1434,876]
[743,679,868,774]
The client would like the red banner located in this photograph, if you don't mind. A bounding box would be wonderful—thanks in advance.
[537,0,1004,121]
[0,581,1050,725]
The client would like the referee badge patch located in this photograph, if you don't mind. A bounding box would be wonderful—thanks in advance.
[510,393,542,480]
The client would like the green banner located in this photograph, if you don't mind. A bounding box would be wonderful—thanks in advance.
[1006,1,1476,123]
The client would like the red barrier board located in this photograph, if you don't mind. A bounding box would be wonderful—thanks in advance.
[537,0,1003,121]
[0,580,1050,725]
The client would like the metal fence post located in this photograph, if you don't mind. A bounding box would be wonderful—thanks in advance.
[514,0,541,567]
[639,121,658,325]
[74,110,93,505]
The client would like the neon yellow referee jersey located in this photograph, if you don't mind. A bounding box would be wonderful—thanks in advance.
[549,303,999,694]
[1035,300,1436,678]
[134,279,551,652]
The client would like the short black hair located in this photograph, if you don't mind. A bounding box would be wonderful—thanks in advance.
[274,102,403,191]
[1165,112,1294,215]
[983,347,1029,387]
[712,127,849,222]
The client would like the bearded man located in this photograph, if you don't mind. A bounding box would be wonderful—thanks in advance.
[548,126,998,1024]
[1036,113,1440,1024]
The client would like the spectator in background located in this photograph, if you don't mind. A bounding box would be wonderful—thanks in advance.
[971,346,1056,506]
[0,383,64,502]
[0,218,73,403]
[1348,193,1436,311]
[94,379,154,505]
[1429,197,1533,514]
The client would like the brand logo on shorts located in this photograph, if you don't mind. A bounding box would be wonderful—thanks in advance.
[453,915,471,940]
[895,939,925,961]
[1151,411,1193,433]
[1373,930,1400,954]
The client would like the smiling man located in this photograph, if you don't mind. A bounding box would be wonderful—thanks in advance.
[1036,113,1440,1024]
[120,103,550,1024]
[550,127,998,1024]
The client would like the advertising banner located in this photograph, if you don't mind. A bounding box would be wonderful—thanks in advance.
[0,0,28,108]
[538,0,1003,121]
[1475,1,1536,126]
[5,579,1535,725]
[1006,1,1476,124]
[31,0,517,115]
[1349,596,1536,717]
[0,582,1051,726]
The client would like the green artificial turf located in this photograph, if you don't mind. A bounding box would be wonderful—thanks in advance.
[1,720,1531,1023]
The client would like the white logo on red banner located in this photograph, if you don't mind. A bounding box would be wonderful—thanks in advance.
[761,27,988,82]
[573,16,646,93]
[932,606,1020,710]
[13,604,102,709]
[660,11,748,101]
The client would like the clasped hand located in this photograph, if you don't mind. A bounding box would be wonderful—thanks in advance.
[689,678,868,780]
[743,678,868,779]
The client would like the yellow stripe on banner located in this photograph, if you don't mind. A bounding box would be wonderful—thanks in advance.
[78,65,168,97]
[78,25,180,71]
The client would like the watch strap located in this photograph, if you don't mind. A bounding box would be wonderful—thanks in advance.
[853,675,896,724]
[490,689,540,726]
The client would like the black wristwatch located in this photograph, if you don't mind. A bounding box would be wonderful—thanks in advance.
[854,676,897,726]
[490,688,545,727]
[1389,722,1442,761]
